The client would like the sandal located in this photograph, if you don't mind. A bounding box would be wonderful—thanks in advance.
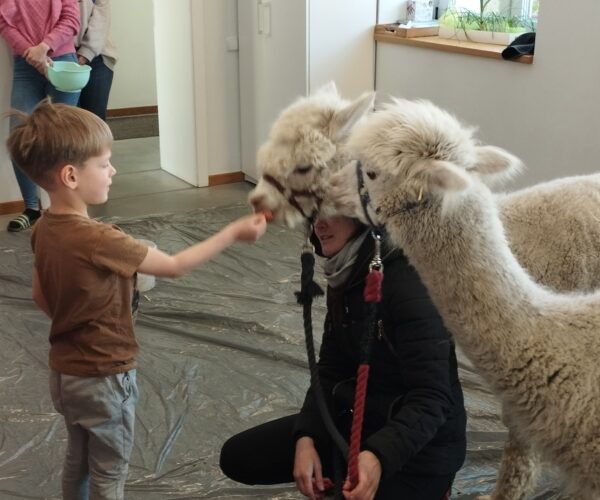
[7,209,41,232]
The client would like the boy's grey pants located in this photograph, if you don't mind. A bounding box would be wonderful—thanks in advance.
[49,369,138,500]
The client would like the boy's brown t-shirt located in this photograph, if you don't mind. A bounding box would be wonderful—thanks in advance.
[31,212,149,376]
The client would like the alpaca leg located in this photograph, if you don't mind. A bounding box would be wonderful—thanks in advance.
[476,430,537,500]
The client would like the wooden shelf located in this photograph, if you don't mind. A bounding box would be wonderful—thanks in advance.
[375,30,533,64]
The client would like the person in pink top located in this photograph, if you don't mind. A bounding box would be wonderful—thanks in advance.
[0,0,81,232]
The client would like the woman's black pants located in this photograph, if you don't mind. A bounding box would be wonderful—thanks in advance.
[219,414,455,500]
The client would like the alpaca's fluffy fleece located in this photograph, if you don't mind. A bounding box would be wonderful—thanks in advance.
[251,87,600,293]
[496,175,600,292]
[248,82,375,227]
[328,98,600,499]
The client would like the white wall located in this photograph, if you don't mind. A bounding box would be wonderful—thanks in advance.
[108,0,157,109]
[202,0,242,176]
[153,0,241,186]
[375,0,600,187]
[378,0,407,23]
[0,40,19,204]
[153,0,203,186]
[378,0,450,23]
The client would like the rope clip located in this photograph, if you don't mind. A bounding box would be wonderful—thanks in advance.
[368,230,383,272]
[303,221,315,254]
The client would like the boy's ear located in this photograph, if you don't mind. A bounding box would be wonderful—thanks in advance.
[59,164,78,189]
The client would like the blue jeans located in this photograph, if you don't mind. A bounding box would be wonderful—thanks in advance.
[10,53,81,209]
[78,56,114,121]
[49,370,138,500]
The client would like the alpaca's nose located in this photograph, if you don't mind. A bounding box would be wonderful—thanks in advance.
[249,194,266,212]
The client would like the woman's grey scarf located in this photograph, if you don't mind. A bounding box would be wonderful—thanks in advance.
[323,229,370,289]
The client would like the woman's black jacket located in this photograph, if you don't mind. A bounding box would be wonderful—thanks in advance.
[293,234,467,478]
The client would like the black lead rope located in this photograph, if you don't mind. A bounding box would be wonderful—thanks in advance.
[288,163,388,498]
[295,240,349,459]
[295,228,348,500]
[292,163,384,497]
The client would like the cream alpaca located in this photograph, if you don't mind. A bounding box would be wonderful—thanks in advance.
[329,98,600,499]
[249,84,600,293]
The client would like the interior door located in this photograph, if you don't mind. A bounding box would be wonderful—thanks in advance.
[238,0,308,181]
[238,0,261,180]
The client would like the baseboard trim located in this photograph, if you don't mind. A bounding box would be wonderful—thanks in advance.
[1,172,245,213]
[0,200,25,215]
[208,171,245,186]
[107,106,158,118]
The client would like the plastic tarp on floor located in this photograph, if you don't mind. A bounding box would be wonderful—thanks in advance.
[0,204,564,499]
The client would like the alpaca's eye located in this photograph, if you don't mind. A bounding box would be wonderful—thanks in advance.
[295,165,313,174]
[366,171,377,180]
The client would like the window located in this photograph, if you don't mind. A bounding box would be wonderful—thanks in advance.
[450,0,539,19]
[524,0,540,19]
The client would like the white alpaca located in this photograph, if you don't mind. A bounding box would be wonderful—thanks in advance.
[250,86,600,496]
[249,82,375,227]
[329,98,600,499]
[249,84,600,293]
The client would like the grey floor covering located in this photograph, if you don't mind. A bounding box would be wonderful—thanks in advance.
[0,204,565,499]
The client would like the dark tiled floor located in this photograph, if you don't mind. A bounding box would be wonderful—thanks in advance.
[91,181,253,218]
[111,136,161,174]
[1,137,253,227]
[100,137,252,217]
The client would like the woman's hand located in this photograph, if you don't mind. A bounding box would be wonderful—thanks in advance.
[294,437,328,499]
[342,451,382,500]
[77,54,90,65]
[24,43,51,74]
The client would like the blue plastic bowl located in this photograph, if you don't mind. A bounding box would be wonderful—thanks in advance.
[47,61,91,92]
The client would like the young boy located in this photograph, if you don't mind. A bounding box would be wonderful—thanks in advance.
[6,101,267,499]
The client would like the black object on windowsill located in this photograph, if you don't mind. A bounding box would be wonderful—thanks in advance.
[502,32,536,60]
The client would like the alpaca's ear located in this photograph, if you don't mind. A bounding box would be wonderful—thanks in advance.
[422,160,472,193]
[468,145,524,184]
[314,81,339,97]
[331,91,376,141]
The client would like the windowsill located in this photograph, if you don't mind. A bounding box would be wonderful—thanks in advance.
[374,29,534,65]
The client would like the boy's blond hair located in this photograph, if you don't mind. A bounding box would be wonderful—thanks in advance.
[6,100,113,190]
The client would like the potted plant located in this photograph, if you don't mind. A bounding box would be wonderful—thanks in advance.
[439,0,536,45]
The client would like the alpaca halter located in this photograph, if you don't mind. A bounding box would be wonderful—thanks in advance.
[356,162,429,223]
[356,161,384,232]
[263,173,323,222]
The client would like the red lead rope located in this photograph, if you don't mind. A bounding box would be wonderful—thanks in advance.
[347,268,384,489]
[347,363,371,489]
[363,268,384,303]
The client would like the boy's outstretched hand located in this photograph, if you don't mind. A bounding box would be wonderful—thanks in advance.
[138,212,268,279]
[228,213,268,242]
